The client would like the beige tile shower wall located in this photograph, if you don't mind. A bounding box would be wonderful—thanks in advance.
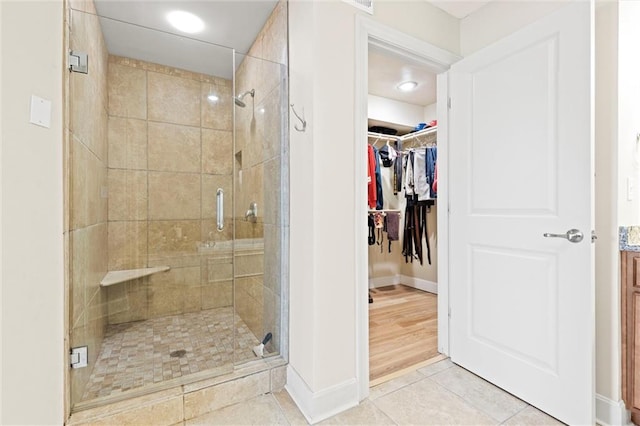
[234,0,287,352]
[106,56,234,324]
[67,7,110,405]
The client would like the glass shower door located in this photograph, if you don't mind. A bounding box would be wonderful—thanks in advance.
[232,52,288,365]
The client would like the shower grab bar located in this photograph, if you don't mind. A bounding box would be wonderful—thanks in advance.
[216,188,224,231]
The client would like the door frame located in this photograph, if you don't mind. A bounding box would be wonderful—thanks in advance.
[354,16,460,400]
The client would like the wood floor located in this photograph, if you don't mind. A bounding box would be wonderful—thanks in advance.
[369,284,439,382]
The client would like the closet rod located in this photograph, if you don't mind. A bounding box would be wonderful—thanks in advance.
[367,132,399,142]
[368,209,401,213]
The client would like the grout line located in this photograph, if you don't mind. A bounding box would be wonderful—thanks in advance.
[428,368,525,424]
[499,404,530,425]
[269,392,296,426]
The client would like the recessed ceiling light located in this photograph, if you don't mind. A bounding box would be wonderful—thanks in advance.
[167,10,205,34]
[397,81,418,92]
[207,94,219,102]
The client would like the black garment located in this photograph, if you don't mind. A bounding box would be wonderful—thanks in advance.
[401,198,433,265]
[393,141,403,195]
[373,146,384,210]
[368,215,376,246]
[378,145,394,167]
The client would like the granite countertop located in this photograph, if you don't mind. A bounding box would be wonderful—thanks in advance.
[620,226,640,252]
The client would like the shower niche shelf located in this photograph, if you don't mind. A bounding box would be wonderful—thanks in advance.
[100,266,171,287]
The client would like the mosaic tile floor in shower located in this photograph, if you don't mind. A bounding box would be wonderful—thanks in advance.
[81,307,261,401]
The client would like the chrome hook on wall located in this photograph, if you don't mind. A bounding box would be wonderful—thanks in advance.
[290,104,307,132]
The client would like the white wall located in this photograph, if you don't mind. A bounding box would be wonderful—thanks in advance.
[460,0,569,56]
[0,1,65,424]
[0,0,4,416]
[287,0,459,421]
[288,0,317,390]
[373,1,460,54]
[617,0,640,224]
[368,95,425,128]
[424,103,437,123]
[595,0,621,405]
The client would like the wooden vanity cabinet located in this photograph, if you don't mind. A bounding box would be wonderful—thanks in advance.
[621,250,640,424]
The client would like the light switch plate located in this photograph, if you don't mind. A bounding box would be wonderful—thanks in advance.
[30,95,52,128]
[628,177,636,201]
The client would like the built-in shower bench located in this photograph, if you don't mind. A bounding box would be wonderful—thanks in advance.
[99,266,171,287]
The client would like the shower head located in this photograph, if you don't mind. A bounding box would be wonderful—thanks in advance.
[234,89,255,108]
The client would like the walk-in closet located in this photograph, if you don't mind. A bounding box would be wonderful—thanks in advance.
[367,45,440,384]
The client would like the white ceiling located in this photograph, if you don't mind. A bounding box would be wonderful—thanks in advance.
[429,0,491,19]
[368,45,437,107]
[92,1,278,79]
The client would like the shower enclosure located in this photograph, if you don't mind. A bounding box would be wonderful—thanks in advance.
[66,1,288,411]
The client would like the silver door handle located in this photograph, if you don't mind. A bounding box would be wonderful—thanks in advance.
[543,229,583,243]
[216,188,224,231]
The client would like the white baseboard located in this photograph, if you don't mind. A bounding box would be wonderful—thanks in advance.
[368,275,437,294]
[596,394,631,426]
[368,275,400,288]
[401,275,437,294]
[285,365,359,424]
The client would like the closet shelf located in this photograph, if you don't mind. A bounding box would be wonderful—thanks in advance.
[367,126,437,143]
[100,266,171,287]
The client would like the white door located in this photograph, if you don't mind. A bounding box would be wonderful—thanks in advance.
[448,2,594,425]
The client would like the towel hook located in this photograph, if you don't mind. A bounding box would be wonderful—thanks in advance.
[290,104,307,132]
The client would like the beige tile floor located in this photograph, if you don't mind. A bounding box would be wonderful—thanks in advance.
[187,358,565,425]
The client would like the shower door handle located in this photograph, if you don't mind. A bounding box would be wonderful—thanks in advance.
[216,188,224,231]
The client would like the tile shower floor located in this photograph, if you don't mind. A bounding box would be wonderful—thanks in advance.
[81,307,261,401]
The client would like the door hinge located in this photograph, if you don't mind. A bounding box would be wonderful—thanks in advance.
[448,307,451,319]
[447,97,452,109]
[70,346,88,369]
[591,230,598,243]
[69,50,88,74]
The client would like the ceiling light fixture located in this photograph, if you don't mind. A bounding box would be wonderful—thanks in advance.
[397,81,418,92]
[166,10,205,34]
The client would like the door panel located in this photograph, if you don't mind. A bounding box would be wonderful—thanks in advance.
[469,37,558,215]
[448,2,594,424]
[469,245,559,373]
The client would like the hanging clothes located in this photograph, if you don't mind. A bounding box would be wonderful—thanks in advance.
[367,144,377,209]
[413,149,430,201]
[401,148,434,265]
[402,200,433,265]
[426,146,437,198]
[403,150,415,197]
[373,211,385,253]
[368,214,376,245]
[432,162,438,194]
[385,211,401,253]
[378,144,396,168]
[393,140,403,195]
[373,146,384,210]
